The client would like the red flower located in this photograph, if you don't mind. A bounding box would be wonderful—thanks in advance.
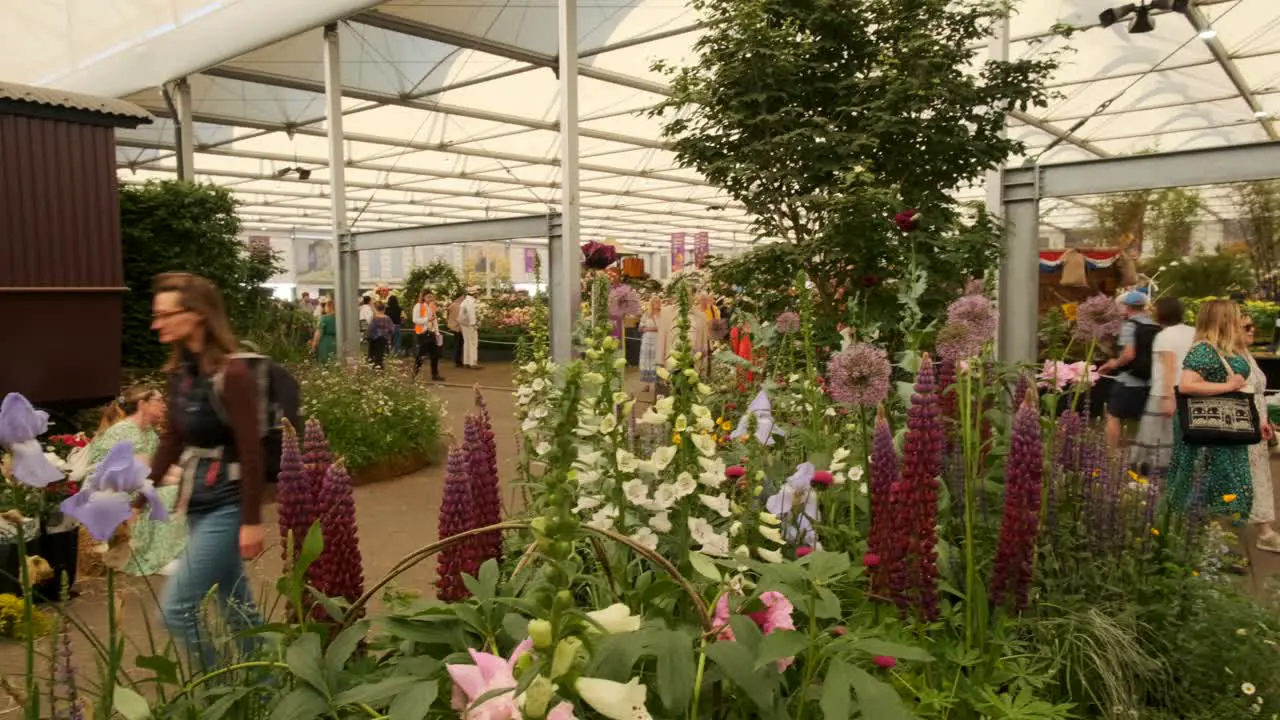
[863,552,881,568]
[725,465,747,479]
[795,546,813,558]
[873,656,897,669]
[811,470,834,487]
[894,209,920,232]
[832,625,848,636]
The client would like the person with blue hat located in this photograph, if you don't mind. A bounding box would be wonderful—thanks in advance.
[1099,290,1161,450]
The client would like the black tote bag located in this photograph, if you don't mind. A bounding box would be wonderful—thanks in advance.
[1175,346,1262,446]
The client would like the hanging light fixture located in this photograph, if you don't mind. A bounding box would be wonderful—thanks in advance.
[1097,0,1192,35]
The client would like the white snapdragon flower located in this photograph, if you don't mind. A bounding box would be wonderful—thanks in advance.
[758,525,784,544]
[623,478,650,507]
[648,511,672,533]
[691,434,718,458]
[628,527,659,552]
[688,518,730,558]
[639,408,667,426]
[650,446,677,471]
[616,450,639,473]
[672,472,698,498]
[575,495,603,513]
[588,504,619,531]
[699,494,733,518]
[757,547,785,563]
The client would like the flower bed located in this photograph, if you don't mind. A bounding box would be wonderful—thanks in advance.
[295,362,445,476]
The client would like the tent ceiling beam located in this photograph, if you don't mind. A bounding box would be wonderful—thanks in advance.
[352,12,671,96]
[116,137,735,211]
[1003,141,1280,200]
[202,66,669,151]
[1183,5,1279,141]
[136,107,698,186]
[351,214,556,252]
[1008,109,1108,157]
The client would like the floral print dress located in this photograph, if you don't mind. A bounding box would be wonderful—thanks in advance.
[86,420,187,576]
[1166,342,1254,523]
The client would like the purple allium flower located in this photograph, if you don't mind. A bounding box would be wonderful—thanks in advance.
[608,284,642,320]
[827,343,892,407]
[51,617,84,720]
[436,444,477,602]
[868,410,900,602]
[0,392,63,488]
[946,294,998,345]
[900,356,943,621]
[465,411,504,564]
[314,461,364,617]
[275,421,310,564]
[775,311,801,334]
[1074,294,1125,341]
[59,441,167,541]
[935,321,982,362]
[936,358,958,423]
[990,391,1043,611]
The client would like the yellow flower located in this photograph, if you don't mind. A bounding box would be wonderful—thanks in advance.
[1192,570,1200,577]
[1151,528,1160,536]
[1223,493,1238,503]
[1128,470,1139,481]
[672,432,683,446]
[1061,303,1079,321]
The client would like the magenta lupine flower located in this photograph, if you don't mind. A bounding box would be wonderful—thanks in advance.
[775,311,801,334]
[935,321,982,362]
[827,343,891,407]
[315,461,364,617]
[936,358,958,423]
[868,410,901,602]
[436,444,477,602]
[465,412,504,564]
[900,355,943,621]
[275,421,309,564]
[1074,294,1125,341]
[946,294,998,346]
[990,392,1043,611]
[302,419,333,518]
[51,618,84,720]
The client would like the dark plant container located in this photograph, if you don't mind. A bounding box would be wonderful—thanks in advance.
[31,521,79,602]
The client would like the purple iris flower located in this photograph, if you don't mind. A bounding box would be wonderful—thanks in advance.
[60,441,168,541]
[731,390,785,446]
[764,462,822,549]
[0,393,63,488]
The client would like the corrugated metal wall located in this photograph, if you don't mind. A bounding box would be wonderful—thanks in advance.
[0,114,124,404]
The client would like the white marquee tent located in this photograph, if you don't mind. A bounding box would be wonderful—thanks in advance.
[4,0,1280,359]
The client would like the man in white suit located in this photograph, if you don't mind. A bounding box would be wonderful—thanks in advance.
[459,286,480,369]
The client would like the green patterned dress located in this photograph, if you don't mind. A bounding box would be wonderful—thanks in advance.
[86,420,188,576]
[1166,342,1254,523]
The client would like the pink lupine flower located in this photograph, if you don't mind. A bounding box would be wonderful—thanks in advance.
[867,411,900,601]
[991,391,1043,611]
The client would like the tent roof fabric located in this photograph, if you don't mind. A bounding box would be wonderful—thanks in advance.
[6,0,1280,243]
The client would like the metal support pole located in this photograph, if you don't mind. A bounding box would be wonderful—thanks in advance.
[551,0,582,363]
[999,170,1040,365]
[323,23,358,361]
[985,11,1011,358]
[174,77,195,182]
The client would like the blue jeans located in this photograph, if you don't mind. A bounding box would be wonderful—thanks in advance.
[391,327,403,355]
[161,504,263,670]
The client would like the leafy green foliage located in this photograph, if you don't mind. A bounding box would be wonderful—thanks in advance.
[118,181,279,369]
[296,363,444,472]
[655,0,1057,331]
[401,260,464,308]
[1234,180,1280,290]
[1147,248,1253,298]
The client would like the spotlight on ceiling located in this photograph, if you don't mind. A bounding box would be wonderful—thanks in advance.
[1198,28,1217,39]
[1255,110,1271,118]
[1129,4,1155,33]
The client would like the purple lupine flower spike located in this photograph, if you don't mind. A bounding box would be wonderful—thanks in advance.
[465,411,504,563]
[901,355,943,621]
[0,393,63,488]
[52,617,85,720]
[275,420,308,564]
[991,390,1043,611]
[315,461,364,615]
[868,408,900,601]
[436,444,476,601]
[60,442,166,541]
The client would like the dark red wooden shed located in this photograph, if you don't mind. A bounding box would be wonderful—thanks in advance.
[0,81,152,405]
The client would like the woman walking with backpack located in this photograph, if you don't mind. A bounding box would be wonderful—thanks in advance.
[148,273,265,668]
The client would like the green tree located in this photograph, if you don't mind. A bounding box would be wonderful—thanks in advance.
[402,259,464,309]
[119,181,279,369]
[1148,188,1201,257]
[653,0,1058,327]
[1233,180,1280,291]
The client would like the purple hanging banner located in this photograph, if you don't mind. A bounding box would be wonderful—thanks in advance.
[694,232,709,267]
[524,247,538,274]
[671,232,687,273]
